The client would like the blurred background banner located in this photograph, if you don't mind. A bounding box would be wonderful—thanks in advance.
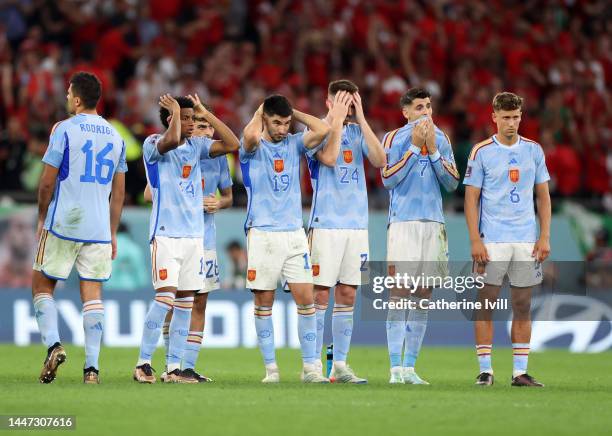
[2,288,611,351]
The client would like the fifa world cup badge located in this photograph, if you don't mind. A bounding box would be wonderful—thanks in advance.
[182,165,192,178]
[274,159,284,173]
[343,150,353,163]
[509,168,520,183]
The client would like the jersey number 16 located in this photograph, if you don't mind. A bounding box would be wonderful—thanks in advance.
[80,140,115,185]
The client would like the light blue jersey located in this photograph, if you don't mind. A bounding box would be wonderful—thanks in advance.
[239,132,310,232]
[307,123,369,229]
[201,155,233,250]
[463,135,550,243]
[42,114,127,243]
[381,120,459,224]
[143,134,213,241]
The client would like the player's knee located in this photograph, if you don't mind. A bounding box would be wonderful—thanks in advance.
[335,284,356,305]
[314,288,330,306]
[512,298,531,316]
[253,291,275,307]
[32,271,55,296]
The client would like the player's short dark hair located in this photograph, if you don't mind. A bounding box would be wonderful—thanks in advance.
[328,79,359,95]
[159,96,194,128]
[492,92,523,111]
[400,88,431,108]
[69,72,101,109]
[263,94,292,118]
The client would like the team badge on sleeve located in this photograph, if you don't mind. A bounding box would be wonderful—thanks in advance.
[274,159,284,173]
[312,264,320,276]
[343,150,353,163]
[159,269,168,280]
[182,165,192,178]
[465,165,472,177]
[509,168,520,183]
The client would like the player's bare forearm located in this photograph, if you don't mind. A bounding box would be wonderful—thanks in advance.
[37,164,59,227]
[316,117,341,167]
[203,112,240,158]
[294,110,330,149]
[243,109,263,152]
[464,186,482,243]
[219,187,233,210]
[535,182,551,241]
[361,122,386,168]
[143,184,152,202]
[109,172,126,236]
[157,108,182,154]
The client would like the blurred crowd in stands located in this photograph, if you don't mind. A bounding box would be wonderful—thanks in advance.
[0,0,610,210]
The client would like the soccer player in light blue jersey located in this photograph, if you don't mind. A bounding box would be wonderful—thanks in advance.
[145,110,233,382]
[134,94,239,384]
[33,72,127,384]
[381,88,459,384]
[306,79,386,383]
[241,95,330,383]
[464,92,551,387]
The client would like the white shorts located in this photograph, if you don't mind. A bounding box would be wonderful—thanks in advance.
[308,228,369,287]
[246,228,312,290]
[150,236,203,290]
[387,221,449,281]
[33,229,112,281]
[198,249,220,294]
[478,242,543,288]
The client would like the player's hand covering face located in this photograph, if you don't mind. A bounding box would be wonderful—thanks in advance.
[329,91,352,123]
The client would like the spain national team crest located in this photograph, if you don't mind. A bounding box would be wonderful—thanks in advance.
[274,159,284,173]
[420,145,428,156]
[509,168,520,183]
[182,165,192,178]
[312,265,320,276]
[247,269,257,281]
[159,269,168,280]
[343,150,353,163]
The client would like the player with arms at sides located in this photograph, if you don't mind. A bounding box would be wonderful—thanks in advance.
[381,88,459,384]
[464,92,551,387]
[241,95,330,383]
[134,94,239,384]
[144,108,233,382]
[33,72,127,384]
[306,79,386,383]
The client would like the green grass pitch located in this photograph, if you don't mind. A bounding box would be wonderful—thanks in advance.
[1,345,611,436]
